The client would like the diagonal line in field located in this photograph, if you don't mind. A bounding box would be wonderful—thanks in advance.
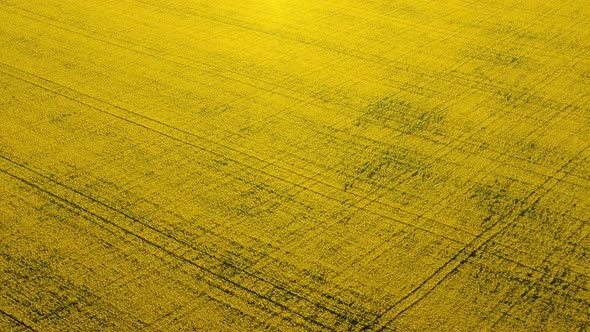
[0,308,38,332]
[0,62,475,245]
[366,143,590,331]
[0,159,344,331]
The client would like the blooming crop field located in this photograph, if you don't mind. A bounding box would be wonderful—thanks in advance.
[1,0,589,331]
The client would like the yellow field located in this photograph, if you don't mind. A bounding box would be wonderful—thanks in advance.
[1,0,589,331]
